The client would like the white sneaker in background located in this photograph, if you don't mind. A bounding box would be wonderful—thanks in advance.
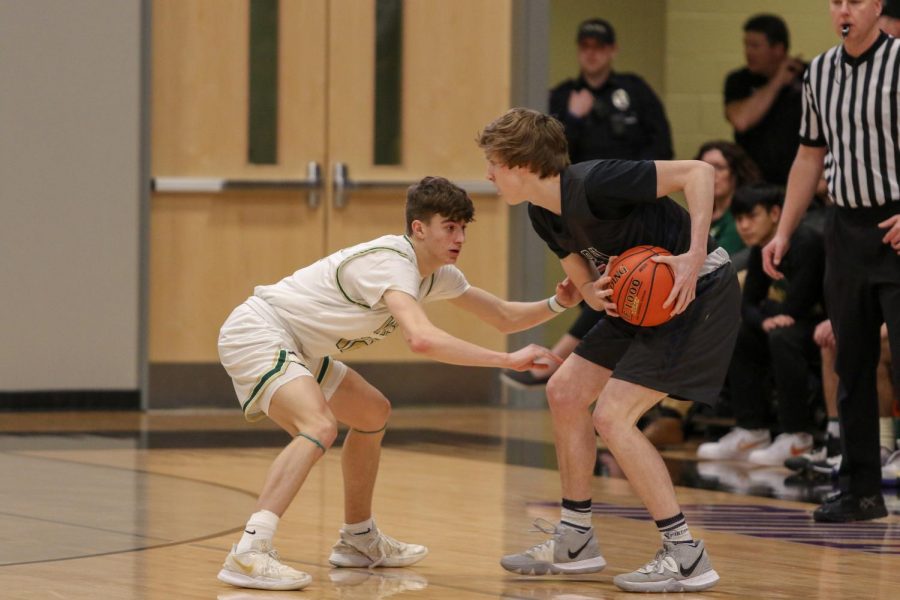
[882,449,900,487]
[697,428,770,460]
[747,432,814,466]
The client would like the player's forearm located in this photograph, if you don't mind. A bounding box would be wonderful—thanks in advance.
[726,82,781,132]
[682,162,715,260]
[490,298,571,334]
[404,325,511,368]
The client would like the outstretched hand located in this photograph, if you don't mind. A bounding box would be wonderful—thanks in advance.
[506,344,563,372]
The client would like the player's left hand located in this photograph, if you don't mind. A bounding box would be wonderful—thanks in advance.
[554,277,582,308]
[879,214,900,254]
[653,251,703,316]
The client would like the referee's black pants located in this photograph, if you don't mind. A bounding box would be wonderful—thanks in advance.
[825,204,900,497]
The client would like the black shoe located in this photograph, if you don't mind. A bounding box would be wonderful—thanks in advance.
[812,491,887,522]
[500,369,550,390]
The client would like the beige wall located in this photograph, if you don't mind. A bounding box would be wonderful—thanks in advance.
[549,0,667,97]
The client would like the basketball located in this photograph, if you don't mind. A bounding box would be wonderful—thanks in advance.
[607,245,676,327]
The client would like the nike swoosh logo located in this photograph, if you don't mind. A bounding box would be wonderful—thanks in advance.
[679,551,704,577]
[567,538,592,559]
[352,528,372,536]
[232,557,255,575]
[244,529,256,535]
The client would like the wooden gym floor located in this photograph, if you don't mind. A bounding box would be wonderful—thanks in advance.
[0,406,898,599]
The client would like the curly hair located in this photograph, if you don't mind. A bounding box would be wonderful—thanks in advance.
[405,176,475,234]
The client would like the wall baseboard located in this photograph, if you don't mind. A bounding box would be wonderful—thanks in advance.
[148,362,501,410]
[0,390,140,412]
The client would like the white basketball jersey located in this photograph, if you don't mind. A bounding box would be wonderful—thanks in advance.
[251,234,469,358]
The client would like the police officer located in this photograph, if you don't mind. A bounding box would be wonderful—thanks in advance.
[549,18,673,163]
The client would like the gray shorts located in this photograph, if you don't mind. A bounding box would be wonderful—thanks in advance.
[574,263,740,406]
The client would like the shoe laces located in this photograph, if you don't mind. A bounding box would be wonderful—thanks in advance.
[521,518,571,556]
[359,531,406,569]
[637,547,678,575]
[253,547,296,578]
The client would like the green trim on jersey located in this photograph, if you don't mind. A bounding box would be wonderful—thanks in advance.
[335,247,414,308]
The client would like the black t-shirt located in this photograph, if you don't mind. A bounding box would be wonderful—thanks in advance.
[528,160,716,271]
[724,66,804,185]
[549,73,674,163]
[741,223,825,328]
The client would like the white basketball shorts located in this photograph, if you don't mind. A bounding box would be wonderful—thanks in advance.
[218,297,347,422]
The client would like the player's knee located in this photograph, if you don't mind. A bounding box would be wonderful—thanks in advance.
[546,375,578,412]
[592,399,630,441]
[299,413,339,449]
[359,392,391,431]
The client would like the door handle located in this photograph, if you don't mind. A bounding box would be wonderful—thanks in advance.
[331,162,495,209]
[152,161,323,208]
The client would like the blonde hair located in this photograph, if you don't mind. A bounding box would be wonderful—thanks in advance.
[477,108,570,178]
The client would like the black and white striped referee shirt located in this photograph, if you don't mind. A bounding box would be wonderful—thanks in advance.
[801,32,900,209]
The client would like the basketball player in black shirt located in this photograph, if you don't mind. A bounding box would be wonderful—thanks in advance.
[478,108,740,593]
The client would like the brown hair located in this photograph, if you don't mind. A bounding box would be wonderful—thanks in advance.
[477,108,570,178]
[405,176,475,235]
[695,140,763,189]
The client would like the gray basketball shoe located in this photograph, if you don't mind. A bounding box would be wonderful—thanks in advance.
[500,519,606,575]
[613,540,719,592]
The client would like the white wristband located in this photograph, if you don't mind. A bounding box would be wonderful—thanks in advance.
[547,295,568,314]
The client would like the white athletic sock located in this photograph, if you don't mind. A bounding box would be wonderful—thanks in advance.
[343,517,376,536]
[880,417,895,451]
[236,509,280,553]
[826,418,841,440]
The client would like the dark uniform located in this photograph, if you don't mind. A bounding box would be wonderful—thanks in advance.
[549,73,674,163]
[729,224,825,433]
[724,66,804,185]
[800,32,900,502]
[528,160,739,406]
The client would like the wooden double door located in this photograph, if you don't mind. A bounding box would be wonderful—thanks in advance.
[149,0,514,367]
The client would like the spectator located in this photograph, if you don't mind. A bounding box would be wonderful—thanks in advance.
[695,140,764,266]
[724,14,805,185]
[698,184,824,465]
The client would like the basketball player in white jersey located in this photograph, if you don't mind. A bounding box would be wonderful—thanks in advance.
[216,176,578,590]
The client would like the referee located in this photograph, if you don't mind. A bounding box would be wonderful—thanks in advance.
[763,0,900,522]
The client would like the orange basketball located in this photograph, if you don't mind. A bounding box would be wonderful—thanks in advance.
[607,245,676,327]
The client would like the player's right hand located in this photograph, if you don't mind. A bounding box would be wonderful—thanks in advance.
[762,234,790,280]
[506,344,563,372]
[568,89,594,118]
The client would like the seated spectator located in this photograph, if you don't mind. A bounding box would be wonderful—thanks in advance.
[695,140,763,270]
[697,183,825,464]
